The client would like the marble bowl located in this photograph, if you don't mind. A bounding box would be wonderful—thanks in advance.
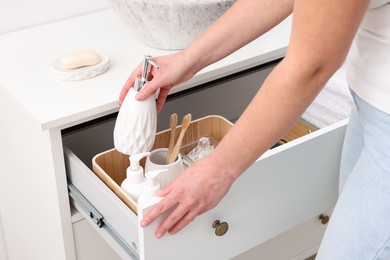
[108,0,236,50]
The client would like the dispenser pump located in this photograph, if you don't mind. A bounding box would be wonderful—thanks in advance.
[129,152,150,173]
[134,55,159,92]
[137,169,168,204]
[121,152,150,201]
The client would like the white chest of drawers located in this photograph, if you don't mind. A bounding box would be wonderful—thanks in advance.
[0,9,344,260]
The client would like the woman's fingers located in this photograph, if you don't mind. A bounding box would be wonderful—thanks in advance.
[154,203,192,238]
[156,88,170,112]
[140,190,177,228]
[167,207,199,236]
[135,81,156,101]
[119,63,143,105]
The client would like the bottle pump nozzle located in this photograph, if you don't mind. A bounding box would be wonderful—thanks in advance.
[134,55,159,91]
[141,169,168,199]
[121,152,151,201]
[129,152,151,172]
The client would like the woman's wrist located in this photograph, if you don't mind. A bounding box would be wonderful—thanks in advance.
[206,147,243,183]
[181,44,210,76]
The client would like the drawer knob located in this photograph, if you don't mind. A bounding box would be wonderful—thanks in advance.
[319,214,330,225]
[212,220,229,236]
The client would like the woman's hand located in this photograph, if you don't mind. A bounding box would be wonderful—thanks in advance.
[140,154,236,238]
[119,51,197,112]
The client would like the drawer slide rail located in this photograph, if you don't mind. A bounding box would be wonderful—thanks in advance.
[68,183,139,260]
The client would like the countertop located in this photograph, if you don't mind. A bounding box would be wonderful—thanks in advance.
[0,9,291,131]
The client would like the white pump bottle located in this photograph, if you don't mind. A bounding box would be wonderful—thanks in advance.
[137,169,168,206]
[113,55,159,155]
[121,152,151,201]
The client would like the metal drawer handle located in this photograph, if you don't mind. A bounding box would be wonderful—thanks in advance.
[319,214,330,225]
[212,220,229,236]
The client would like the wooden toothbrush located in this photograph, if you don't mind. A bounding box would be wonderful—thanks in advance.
[167,113,192,164]
[166,113,178,164]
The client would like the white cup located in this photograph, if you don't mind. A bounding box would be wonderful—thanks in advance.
[145,148,184,189]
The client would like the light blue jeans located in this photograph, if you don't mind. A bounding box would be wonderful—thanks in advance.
[316,90,390,259]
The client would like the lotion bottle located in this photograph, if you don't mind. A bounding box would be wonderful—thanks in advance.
[137,169,168,206]
[113,55,159,155]
[121,152,151,201]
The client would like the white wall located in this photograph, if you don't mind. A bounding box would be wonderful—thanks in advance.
[0,0,111,34]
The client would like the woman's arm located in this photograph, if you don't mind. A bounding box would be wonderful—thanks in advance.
[141,0,370,239]
[183,0,294,72]
[212,0,370,179]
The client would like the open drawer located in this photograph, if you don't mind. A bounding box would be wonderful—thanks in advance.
[63,115,347,260]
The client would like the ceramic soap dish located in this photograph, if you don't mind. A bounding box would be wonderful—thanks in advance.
[51,52,109,81]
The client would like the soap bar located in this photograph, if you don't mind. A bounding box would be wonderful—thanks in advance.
[59,50,101,69]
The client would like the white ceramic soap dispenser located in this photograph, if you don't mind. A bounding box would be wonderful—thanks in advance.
[137,169,168,206]
[121,152,151,201]
[114,55,159,155]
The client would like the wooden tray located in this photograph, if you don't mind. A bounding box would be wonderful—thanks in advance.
[92,115,233,215]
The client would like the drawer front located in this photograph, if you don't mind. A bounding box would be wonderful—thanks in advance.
[137,120,347,260]
[233,210,332,260]
[64,118,346,260]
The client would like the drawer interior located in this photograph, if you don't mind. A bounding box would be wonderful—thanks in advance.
[92,115,233,215]
[62,110,344,260]
[63,112,316,216]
